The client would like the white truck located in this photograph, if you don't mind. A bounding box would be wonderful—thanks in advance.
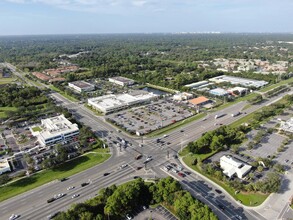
[214,113,225,119]
[231,112,240,117]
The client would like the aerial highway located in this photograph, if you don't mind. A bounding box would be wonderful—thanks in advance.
[0,70,292,220]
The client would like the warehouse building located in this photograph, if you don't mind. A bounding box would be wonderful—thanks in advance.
[0,159,11,175]
[32,115,79,147]
[88,91,158,114]
[209,88,229,97]
[209,75,268,88]
[220,155,252,179]
[68,81,95,93]
[108,76,135,86]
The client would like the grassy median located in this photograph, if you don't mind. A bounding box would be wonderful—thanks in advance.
[0,152,110,202]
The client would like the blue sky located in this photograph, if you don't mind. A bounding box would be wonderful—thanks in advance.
[0,0,292,35]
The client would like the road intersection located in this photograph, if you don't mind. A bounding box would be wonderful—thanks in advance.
[0,81,292,219]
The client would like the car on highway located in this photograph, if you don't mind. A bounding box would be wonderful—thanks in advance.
[72,194,80,199]
[103,172,111,176]
[184,171,191,175]
[9,214,20,220]
[120,164,128,169]
[54,193,66,199]
[59,177,68,182]
[47,198,56,203]
[180,129,184,132]
[81,182,90,187]
[136,166,142,170]
[178,165,183,171]
[47,212,60,219]
[133,176,140,179]
[67,186,75,190]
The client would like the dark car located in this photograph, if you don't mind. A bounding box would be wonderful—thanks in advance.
[59,177,68,182]
[215,189,222,194]
[81,182,89,187]
[217,204,225,210]
[47,198,56,203]
[103,172,110,176]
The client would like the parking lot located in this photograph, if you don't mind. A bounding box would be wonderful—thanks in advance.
[133,205,178,220]
[107,99,194,135]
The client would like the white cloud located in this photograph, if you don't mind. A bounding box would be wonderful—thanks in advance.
[131,0,147,7]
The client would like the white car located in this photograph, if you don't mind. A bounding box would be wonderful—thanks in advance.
[67,186,75,190]
[126,214,132,220]
[9,214,20,220]
[120,164,128,169]
[72,194,80,198]
[146,156,152,161]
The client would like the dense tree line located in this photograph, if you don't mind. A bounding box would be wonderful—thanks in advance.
[0,34,292,90]
[0,84,48,107]
[187,125,248,154]
[54,177,217,220]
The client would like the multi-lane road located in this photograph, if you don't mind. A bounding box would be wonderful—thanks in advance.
[1,66,292,220]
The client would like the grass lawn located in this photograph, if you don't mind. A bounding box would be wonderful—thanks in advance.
[49,85,78,102]
[183,154,269,206]
[146,83,178,94]
[0,106,18,118]
[0,77,16,84]
[147,113,206,137]
[32,126,42,132]
[259,78,293,93]
[0,152,110,202]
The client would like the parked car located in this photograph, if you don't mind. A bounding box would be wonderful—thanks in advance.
[215,189,222,194]
[126,214,132,220]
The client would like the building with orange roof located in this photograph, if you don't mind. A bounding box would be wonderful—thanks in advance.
[188,96,212,106]
[32,72,51,81]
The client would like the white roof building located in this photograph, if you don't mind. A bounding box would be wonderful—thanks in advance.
[280,118,293,133]
[88,91,158,114]
[0,159,11,175]
[109,76,135,86]
[228,87,248,95]
[68,81,95,93]
[209,75,268,88]
[32,115,79,147]
[220,155,252,179]
[173,92,193,101]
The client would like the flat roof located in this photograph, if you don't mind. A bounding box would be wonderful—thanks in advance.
[88,92,158,112]
[109,76,134,83]
[38,115,79,140]
[209,75,268,88]
[185,80,209,88]
[69,81,94,88]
